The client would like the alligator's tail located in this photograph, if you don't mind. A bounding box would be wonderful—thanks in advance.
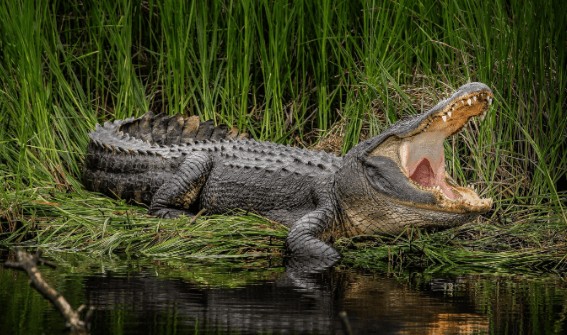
[83,112,247,204]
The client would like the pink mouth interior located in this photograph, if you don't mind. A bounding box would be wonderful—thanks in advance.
[402,132,458,200]
[409,159,435,187]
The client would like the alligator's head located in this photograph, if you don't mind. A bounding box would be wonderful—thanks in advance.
[336,82,493,236]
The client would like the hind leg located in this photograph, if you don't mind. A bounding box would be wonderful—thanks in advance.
[149,152,212,218]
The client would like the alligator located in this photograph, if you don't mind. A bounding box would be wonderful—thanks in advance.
[83,82,494,265]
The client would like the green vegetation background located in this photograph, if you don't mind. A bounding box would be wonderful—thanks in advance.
[0,0,565,273]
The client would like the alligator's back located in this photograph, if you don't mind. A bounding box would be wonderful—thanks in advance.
[83,112,342,225]
[84,113,242,203]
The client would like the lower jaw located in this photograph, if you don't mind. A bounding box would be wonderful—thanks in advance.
[404,196,492,215]
[339,194,486,237]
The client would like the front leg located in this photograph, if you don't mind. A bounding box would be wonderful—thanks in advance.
[285,207,340,268]
[150,152,212,218]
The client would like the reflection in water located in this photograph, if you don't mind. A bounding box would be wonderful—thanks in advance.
[83,268,489,334]
[1,257,566,335]
[340,274,489,335]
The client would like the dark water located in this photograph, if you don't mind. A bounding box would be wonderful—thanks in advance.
[1,255,566,334]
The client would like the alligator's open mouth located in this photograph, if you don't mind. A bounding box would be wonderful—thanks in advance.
[373,85,494,213]
[402,89,493,212]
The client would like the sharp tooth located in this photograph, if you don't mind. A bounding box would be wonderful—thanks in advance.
[487,97,493,105]
[467,98,472,106]
[447,111,452,117]
[399,142,409,175]
[442,115,447,122]
[473,96,478,101]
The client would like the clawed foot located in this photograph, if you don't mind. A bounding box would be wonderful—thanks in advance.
[285,250,340,272]
[285,241,341,272]
[150,208,194,219]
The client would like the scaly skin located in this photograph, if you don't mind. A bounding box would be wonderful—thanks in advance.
[83,82,494,267]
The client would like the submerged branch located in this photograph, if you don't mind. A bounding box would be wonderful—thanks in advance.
[4,249,91,335]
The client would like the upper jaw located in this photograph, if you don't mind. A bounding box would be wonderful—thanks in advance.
[399,82,494,138]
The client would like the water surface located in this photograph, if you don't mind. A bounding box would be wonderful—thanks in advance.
[1,255,565,334]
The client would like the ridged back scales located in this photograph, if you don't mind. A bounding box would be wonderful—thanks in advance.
[118,112,249,145]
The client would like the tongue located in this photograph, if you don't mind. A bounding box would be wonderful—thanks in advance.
[410,159,435,187]
[409,158,459,200]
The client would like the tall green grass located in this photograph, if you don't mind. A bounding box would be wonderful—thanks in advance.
[1,0,565,271]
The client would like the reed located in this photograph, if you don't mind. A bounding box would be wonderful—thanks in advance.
[1,0,565,273]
